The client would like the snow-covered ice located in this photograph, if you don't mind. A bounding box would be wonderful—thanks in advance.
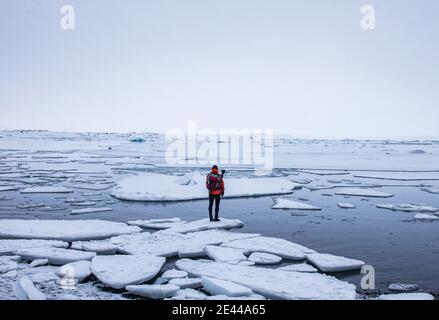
[71,207,113,215]
[161,269,188,279]
[13,276,46,300]
[277,263,318,273]
[388,283,419,291]
[16,247,96,265]
[271,198,321,210]
[90,254,166,289]
[110,229,259,257]
[221,236,315,260]
[201,276,253,297]
[126,284,180,299]
[204,245,247,264]
[168,277,202,289]
[248,252,282,265]
[377,293,434,300]
[167,288,207,300]
[111,172,298,201]
[0,219,141,241]
[421,187,439,194]
[29,259,49,268]
[21,186,73,194]
[0,239,68,255]
[306,253,365,272]
[335,188,393,198]
[127,218,186,230]
[376,203,439,213]
[0,256,17,274]
[176,259,357,300]
[56,261,91,283]
[414,214,439,220]
[337,203,356,209]
[71,240,118,255]
[162,218,243,234]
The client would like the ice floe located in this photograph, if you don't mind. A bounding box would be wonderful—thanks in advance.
[127,218,186,230]
[126,284,180,299]
[21,186,73,194]
[306,253,365,272]
[388,283,419,292]
[376,203,439,213]
[71,207,113,215]
[414,214,439,221]
[161,269,188,279]
[111,172,298,201]
[0,186,20,192]
[377,293,434,300]
[202,276,253,297]
[176,259,357,300]
[272,198,321,210]
[0,239,68,255]
[277,263,318,273]
[354,172,439,181]
[204,245,247,264]
[421,187,439,194]
[13,276,46,300]
[167,288,207,300]
[335,188,393,198]
[162,218,243,234]
[15,247,96,265]
[248,252,282,265]
[71,240,118,255]
[0,256,17,274]
[29,259,49,268]
[0,219,141,241]
[168,277,202,289]
[111,229,259,258]
[91,254,166,289]
[337,203,356,209]
[221,236,315,260]
[56,261,91,283]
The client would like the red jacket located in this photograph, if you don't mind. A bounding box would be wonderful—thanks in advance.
[206,168,225,195]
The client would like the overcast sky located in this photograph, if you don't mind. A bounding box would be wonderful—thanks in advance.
[1,0,438,138]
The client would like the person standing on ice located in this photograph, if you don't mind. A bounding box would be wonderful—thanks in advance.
[206,165,225,222]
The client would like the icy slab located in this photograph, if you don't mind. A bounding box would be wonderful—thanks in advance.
[272,198,321,211]
[178,246,206,258]
[278,263,318,273]
[111,229,259,258]
[337,203,356,209]
[111,172,298,201]
[421,187,439,194]
[238,260,255,266]
[56,261,91,283]
[202,276,253,297]
[376,203,439,213]
[377,293,434,300]
[168,277,202,289]
[0,239,68,255]
[354,173,439,181]
[168,288,207,300]
[0,219,141,241]
[127,218,186,230]
[71,207,113,215]
[16,247,96,266]
[29,259,49,268]
[0,186,20,192]
[204,245,247,264]
[71,240,118,255]
[162,218,244,234]
[126,284,180,299]
[388,283,419,292]
[221,236,315,260]
[177,259,357,300]
[91,254,166,289]
[248,252,282,265]
[21,186,73,193]
[162,269,188,279]
[2,270,17,279]
[306,253,365,272]
[335,188,393,198]
[0,256,18,274]
[298,170,350,176]
[414,214,439,221]
[14,276,46,300]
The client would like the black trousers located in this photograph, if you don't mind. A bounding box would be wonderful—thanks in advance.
[208,194,221,220]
